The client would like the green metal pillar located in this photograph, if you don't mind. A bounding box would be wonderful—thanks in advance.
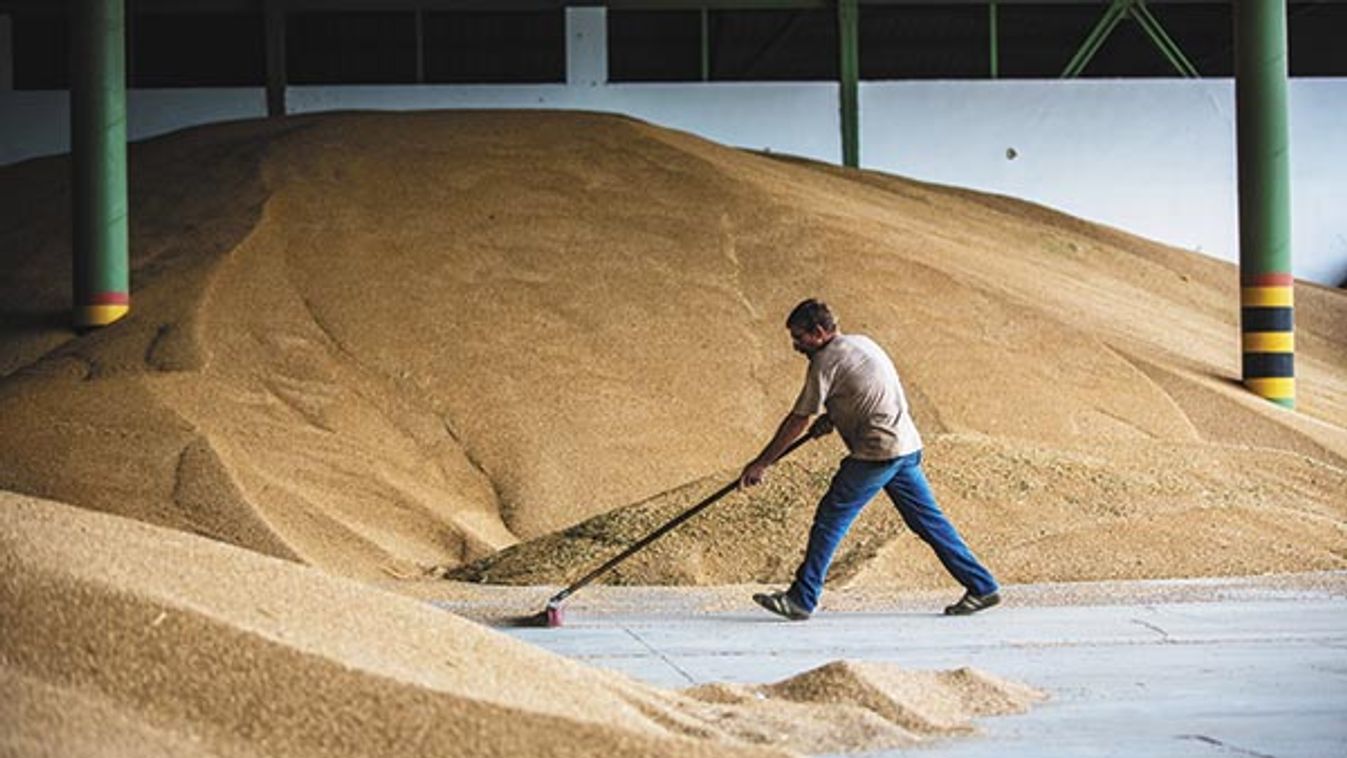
[1234,0,1294,408]
[414,9,425,84]
[265,0,286,118]
[837,0,859,168]
[1,14,13,91]
[700,7,710,82]
[70,0,129,329]
[989,1,999,79]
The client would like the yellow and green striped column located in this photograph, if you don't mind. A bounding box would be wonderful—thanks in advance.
[70,0,130,329]
[1240,273,1294,407]
[1234,0,1293,409]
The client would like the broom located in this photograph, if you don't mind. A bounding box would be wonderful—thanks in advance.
[508,420,828,628]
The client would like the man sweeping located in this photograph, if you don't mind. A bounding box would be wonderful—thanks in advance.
[740,298,1000,619]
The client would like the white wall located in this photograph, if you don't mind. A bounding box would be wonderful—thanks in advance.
[863,80,1237,258]
[1287,80,1347,286]
[861,79,1347,287]
[0,88,266,164]
[0,25,1342,285]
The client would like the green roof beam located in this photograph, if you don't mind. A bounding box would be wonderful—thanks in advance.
[1064,0,1201,79]
[1061,0,1128,78]
[1131,1,1200,78]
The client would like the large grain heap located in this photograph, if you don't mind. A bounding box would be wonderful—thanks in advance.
[2,111,1342,586]
[1,110,1344,755]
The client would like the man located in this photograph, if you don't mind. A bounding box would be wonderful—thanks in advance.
[740,298,999,619]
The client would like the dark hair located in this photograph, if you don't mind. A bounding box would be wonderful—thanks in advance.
[786,299,836,333]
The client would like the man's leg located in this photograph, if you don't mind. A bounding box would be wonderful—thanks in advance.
[788,457,898,612]
[883,451,998,597]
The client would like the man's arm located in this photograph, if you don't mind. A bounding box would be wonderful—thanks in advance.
[739,413,812,489]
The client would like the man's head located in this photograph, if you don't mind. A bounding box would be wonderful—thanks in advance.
[786,299,837,356]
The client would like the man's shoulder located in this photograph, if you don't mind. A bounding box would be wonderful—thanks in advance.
[814,333,855,363]
[838,334,899,376]
[837,333,886,357]
[816,332,889,369]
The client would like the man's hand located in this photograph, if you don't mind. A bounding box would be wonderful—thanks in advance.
[741,413,812,489]
[808,414,834,438]
[739,459,769,489]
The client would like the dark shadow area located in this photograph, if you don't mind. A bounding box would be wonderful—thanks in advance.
[0,309,70,335]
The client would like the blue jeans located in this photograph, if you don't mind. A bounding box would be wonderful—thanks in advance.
[788,450,998,612]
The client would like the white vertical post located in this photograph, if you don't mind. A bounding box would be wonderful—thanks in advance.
[0,14,13,91]
[566,6,606,88]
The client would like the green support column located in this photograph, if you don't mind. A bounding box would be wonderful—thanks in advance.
[837,0,859,168]
[1234,0,1294,408]
[414,9,425,84]
[700,7,710,82]
[265,1,286,118]
[989,1,999,79]
[70,0,129,329]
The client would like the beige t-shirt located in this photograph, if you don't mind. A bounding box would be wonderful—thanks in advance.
[791,332,922,460]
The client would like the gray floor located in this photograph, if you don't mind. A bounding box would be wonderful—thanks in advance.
[486,580,1347,757]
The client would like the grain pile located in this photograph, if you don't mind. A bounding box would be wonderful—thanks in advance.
[1,110,1342,588]
[677,661,1044,754]
[1,493,1039,757]
[0,109,1344,754]
[453,432,1347,588]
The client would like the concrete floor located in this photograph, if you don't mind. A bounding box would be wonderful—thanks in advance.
[476,578,1347,757]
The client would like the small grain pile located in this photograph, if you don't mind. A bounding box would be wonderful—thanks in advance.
[454,432,1347,588]
[676,660,1044,754]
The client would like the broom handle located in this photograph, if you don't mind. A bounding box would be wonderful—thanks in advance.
[546,430,819,607]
